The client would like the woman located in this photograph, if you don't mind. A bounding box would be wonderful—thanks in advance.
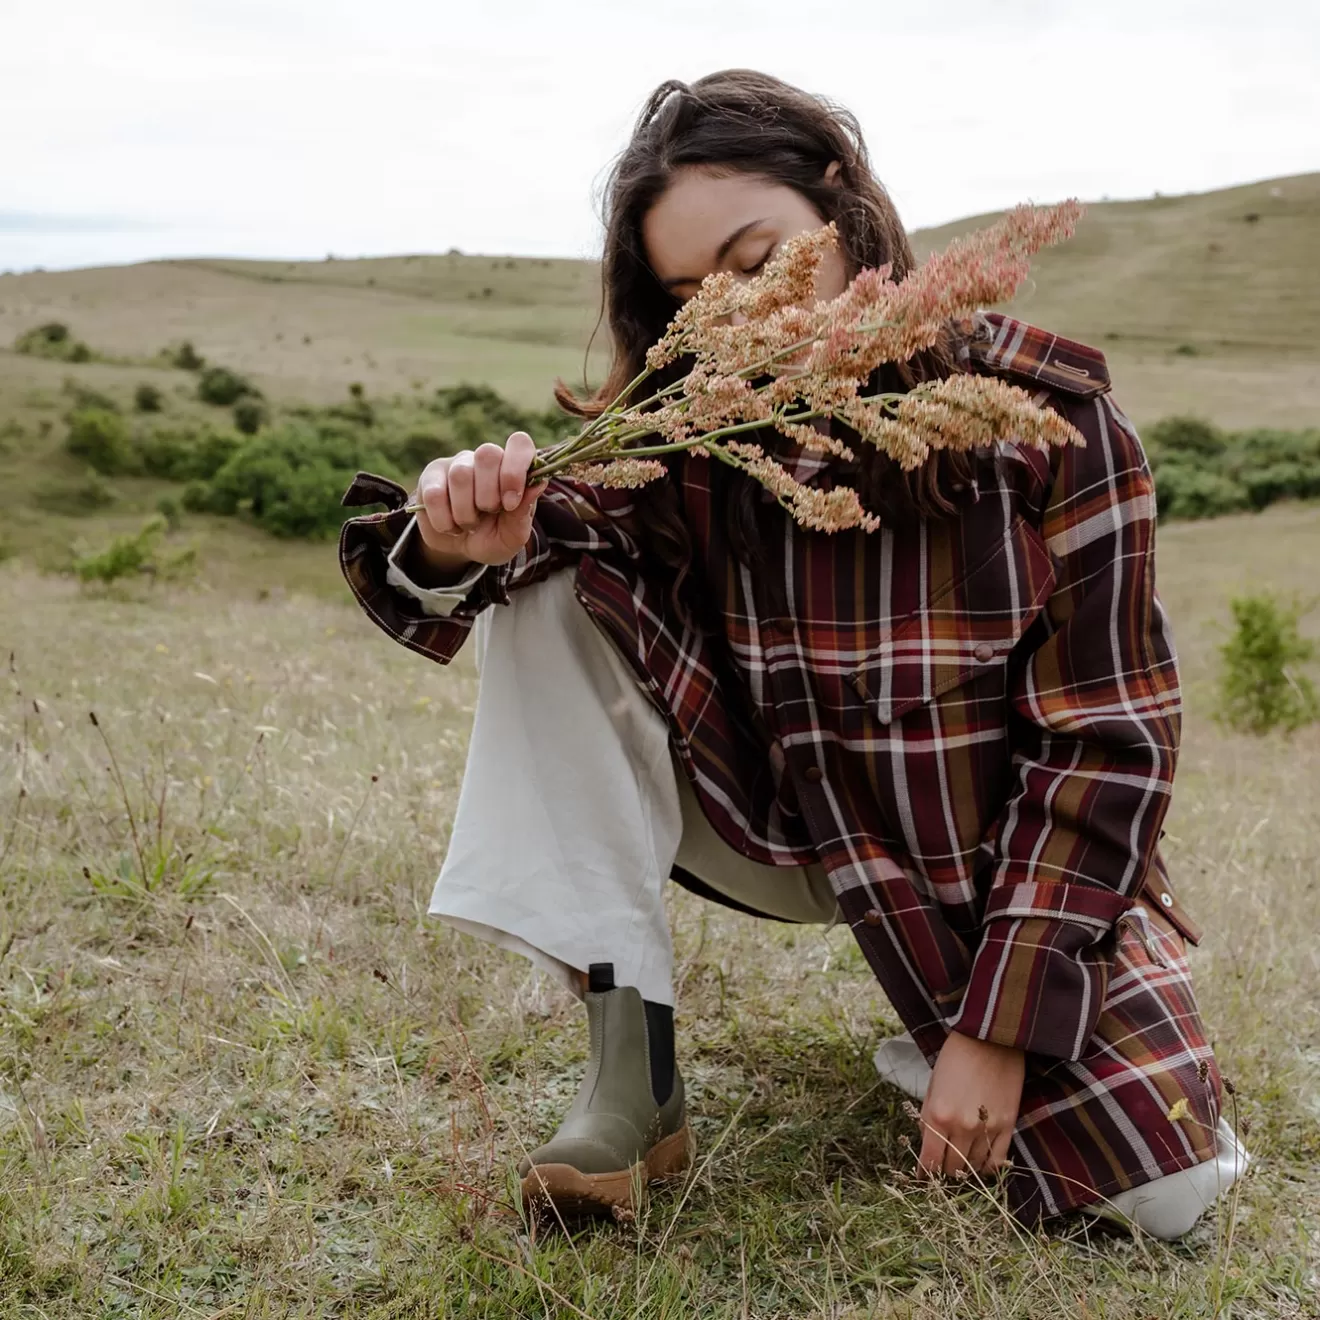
[340,70,1245,1235]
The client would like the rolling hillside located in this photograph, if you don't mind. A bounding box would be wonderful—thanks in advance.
[0,173,1316,427]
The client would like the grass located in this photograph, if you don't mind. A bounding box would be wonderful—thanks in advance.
[1,503,1318,1318]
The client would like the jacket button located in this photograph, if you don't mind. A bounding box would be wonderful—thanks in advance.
[803,766,823,783]
[863,908,884,927]
[770,618,794,636]
[1160,891,1174,909]
[973,642,995,663]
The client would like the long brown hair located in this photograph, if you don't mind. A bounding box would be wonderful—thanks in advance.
[556,69,974,577]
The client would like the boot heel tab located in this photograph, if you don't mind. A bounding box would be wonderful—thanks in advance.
[587,963,616,993]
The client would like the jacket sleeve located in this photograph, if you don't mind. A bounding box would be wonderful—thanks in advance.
[948,392,1182,1060]
[337,470,645,666]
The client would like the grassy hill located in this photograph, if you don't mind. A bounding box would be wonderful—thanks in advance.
[0,173,1316,425]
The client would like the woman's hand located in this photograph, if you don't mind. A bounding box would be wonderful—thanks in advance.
[917,1032,1024,1177]
[412,431,548,576]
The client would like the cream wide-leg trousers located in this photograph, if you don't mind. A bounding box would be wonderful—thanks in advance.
[427,570,1246,1239]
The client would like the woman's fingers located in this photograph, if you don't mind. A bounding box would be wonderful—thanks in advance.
[940,1127,978,1177]
[418,464,455,539]
[918,1118,1010,1178]
[446,452,478,528]
[501,431,536,509]
[473,443,505,514]
[987,1124,1015,1172]
[916,1123,947,1177]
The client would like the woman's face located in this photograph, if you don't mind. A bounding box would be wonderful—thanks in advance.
[641,165,849,309]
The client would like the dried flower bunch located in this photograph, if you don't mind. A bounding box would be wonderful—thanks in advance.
[489,202,1087,533]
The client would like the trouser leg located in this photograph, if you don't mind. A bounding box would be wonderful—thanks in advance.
[429,570,835,1008]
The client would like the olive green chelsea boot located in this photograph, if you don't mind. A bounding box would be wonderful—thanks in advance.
[519,977,693,1218]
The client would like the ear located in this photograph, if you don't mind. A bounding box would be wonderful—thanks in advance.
[823,159,844,188]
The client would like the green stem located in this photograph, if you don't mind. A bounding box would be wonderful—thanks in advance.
[526,408,828,482]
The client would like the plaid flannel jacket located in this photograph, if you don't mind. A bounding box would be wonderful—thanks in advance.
[340,314,1221,1221]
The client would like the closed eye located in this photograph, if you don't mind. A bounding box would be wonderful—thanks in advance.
[740,247,775,276]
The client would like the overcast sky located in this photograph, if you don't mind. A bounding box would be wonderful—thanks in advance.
[2,0,1317,271]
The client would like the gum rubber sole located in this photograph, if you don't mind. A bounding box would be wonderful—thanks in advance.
[520,1125,695,1219]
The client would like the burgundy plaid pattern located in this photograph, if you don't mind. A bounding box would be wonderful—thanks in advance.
[339,315,1220,1221]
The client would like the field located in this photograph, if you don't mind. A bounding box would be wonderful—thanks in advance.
[1,174,1319,1317]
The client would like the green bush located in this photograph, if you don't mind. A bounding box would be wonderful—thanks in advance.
[1218,593,1319,734]
[14,322,93,363]
[65,408,137,475]
[1144,415,1226,461]
[167,340,205,371]
[198,366,258,407]
[101,379,573,540]
[156,494,183,529]
[197,422,400,538]
[63,380,119,412]
[232,397,267,435]
[134,383,164,413]
[134,424,241,482]
[74,517,162,584]
[1153,464,1248,520]
[384,430,458,474]
[1240,462,1320,510]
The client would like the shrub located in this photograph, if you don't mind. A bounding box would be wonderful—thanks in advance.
[62,380,119,412]
[73,517,165,584]
[134,383,164,413]
[1144,415,1226,460]
[1240,462,1320,510]
[198,422,400,538]
[34,470,116,512]
[1153,465,1248,520]
[167,340,205,371]
[14,322,93,362]
[384,430,459,474]
[135,424,241,482]
[197,366,258,407]
[156,494,183,529]
[65,408,137,475]
[1218,593,1319,734]
[233,398,267,435]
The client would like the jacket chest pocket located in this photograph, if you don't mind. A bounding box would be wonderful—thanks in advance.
[847,515,1057,725]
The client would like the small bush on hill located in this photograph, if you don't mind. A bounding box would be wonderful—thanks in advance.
[1145,415,1227,460]
[156,494,183,529]
[74,516,196,585]
[62,380,119,412]
[193,422,401,538]
[233,398,267,435]
[167,341,205,370]
[14,322,93,363]
[1218,593,1318,734]
[134,424,241,482]
[198,366,258,407]
[1154,466,1249,520]
[1148,417,1320,521]
[134,383,164,413]
[65,408,137,476]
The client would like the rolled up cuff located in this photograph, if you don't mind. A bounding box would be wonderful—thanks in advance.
[949,884,1135,1059]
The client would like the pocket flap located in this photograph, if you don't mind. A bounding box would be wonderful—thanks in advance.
[848,515,1056,724]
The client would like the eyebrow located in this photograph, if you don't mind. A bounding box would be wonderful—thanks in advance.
[660,218,768,291]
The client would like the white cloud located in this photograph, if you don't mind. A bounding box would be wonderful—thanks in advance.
[1,0,1317,268]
